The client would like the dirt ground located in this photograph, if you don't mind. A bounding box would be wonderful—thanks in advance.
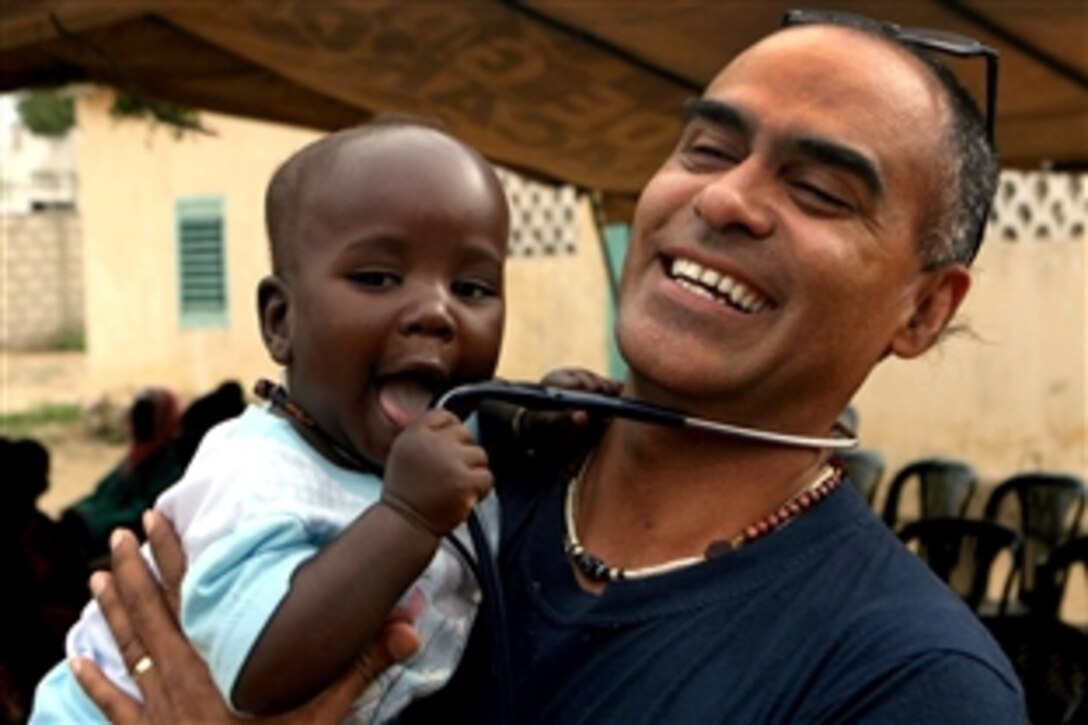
[1,350,124,516]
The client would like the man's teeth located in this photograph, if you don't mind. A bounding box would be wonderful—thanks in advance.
[669,258,771,313]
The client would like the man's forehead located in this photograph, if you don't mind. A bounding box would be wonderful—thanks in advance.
[713,24,928,93]
[702,25,947,147]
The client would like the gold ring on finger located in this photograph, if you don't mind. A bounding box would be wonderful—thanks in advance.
[132,655,154,678]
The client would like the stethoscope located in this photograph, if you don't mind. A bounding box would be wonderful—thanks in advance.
[435,381,858,450]
[431,381,857,723]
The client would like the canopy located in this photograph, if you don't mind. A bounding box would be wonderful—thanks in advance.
[2,1,1085,203]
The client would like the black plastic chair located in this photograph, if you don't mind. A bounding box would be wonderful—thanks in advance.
[898,517,1020,613]
[983,614,1088,724]
[838,447,885,509]
[882,458,978,531]
[984,473,1086,610]
[1032,536,1088,624]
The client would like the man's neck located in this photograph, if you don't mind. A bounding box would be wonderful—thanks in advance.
[573,418,831,573]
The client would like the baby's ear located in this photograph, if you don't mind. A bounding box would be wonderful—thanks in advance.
[888,265,971,359]
[258,276,292,364]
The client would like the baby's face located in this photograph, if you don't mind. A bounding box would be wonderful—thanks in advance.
[281,128,509,464]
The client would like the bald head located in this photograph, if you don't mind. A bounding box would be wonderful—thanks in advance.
[265,118,505,278]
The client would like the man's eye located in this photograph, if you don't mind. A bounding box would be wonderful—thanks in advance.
[679,141,740,171]
[350,271,400,289]
[792,182,853,213]
[685,143,735,162]
[690,144,729,158]
[452,280,497,300]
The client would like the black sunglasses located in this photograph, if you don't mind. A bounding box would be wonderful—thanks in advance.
[782,9,999,261]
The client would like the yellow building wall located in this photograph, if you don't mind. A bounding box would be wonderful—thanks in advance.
[500,198,611,381]
[76,89,608,404]
[855,234,1086,488]
[78,90,313,400]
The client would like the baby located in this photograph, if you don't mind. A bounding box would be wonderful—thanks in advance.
[33,117,513,722]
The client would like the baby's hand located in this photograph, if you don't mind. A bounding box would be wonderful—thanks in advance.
[381,410,492,538]
[541,367,622,397]
[505,368,621,455]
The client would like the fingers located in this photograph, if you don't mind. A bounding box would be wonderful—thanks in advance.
[70,657,142,724]
[517,408,602,449]
[107,524,179,661]
[530,368,622,444]
[355,620,420,682]
[90,568,146,678]
[384,411,495,535]
[101,522,198,709]
[413,410,491,478]
[143,510,186,617]
[419,408,466,433]
[541,368,622,396]
[95,529,239,722]
[380,620,422,663]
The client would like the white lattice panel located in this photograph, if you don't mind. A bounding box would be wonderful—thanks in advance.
[989,170,1086,242]
[495,169,1085,254]
[496,167,579,258]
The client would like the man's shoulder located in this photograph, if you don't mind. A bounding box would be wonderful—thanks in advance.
[804,514,1022,696]
[748,513,1024,722]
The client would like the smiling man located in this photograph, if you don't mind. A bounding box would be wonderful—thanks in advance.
[71,12,1023,725]
[434,20,1017,722]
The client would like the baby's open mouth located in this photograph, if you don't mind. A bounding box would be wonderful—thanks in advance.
[377,373,442,428]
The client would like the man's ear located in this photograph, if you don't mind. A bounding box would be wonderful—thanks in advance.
[258,275,292,365]
[888,265,972,359]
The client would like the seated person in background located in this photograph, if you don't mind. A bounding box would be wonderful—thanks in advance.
[59,387,183,562]
[4,438,88,611]
[172,380,247,469]
[33,116,517,723]
[0,438,84,720]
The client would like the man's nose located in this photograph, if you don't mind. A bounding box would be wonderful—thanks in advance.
[692,164,774,239]
[398,285,456,342]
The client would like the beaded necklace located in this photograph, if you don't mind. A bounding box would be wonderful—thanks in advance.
[252,378,381,475]
[563,458,844,582]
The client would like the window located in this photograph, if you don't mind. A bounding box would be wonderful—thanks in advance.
[176,196,227,327]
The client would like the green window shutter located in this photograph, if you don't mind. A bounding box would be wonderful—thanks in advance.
[176,196,228,327]
[603,223,629,380]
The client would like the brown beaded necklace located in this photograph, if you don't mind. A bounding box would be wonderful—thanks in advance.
[252,378,381,475]
[564,458,844,582]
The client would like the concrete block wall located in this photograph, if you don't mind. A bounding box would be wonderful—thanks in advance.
[1,210,84,349]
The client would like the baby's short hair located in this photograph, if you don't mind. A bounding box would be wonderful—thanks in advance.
[264,114,448,276]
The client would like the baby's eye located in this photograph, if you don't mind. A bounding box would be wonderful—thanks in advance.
[452,279,497,300]
[350,270,400,289]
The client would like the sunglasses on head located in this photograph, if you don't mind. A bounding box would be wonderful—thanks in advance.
[782,9,997,144]
[782,8,999,262]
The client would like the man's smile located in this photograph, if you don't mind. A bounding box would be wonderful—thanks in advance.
[665,256,775,314]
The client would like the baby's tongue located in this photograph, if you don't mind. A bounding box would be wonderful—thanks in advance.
[378,378,435,428]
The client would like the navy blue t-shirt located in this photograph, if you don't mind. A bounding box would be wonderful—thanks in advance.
[404,445,1025,724]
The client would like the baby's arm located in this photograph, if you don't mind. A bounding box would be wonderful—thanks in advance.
[231,410,491,715]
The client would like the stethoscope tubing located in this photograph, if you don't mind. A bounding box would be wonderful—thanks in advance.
[435,382,858,451]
